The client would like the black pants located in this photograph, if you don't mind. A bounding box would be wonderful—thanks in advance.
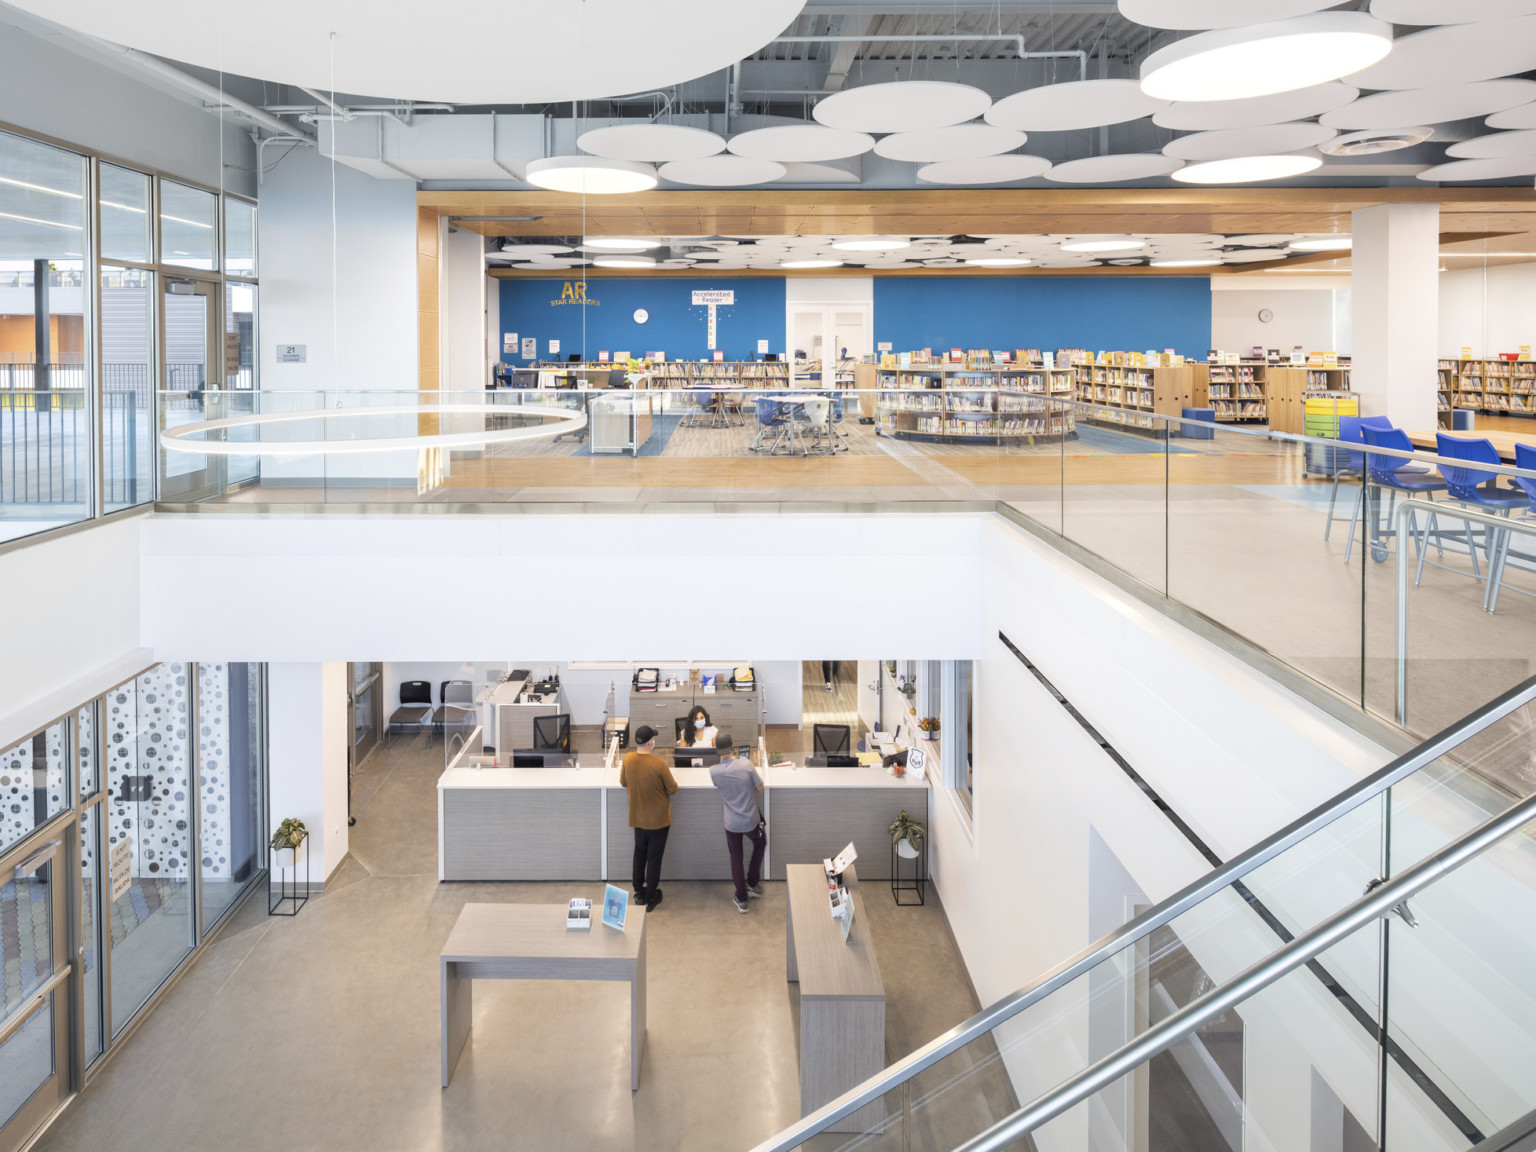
[822,660,834,685]
[726,824,766,903]
[632,826,670,903]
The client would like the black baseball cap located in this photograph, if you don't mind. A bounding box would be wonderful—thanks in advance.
[634,725,657,745]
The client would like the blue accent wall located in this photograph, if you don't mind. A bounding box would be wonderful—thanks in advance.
[498,277,787,364]
[873,277,1213,360]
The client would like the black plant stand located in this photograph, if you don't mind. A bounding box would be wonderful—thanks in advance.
[891,837,927,906]
[269,832,310,916]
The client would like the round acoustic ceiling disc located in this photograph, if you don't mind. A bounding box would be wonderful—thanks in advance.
[813,81,992,134]
[986,80,1168,132]
[3,0,805,105]
[1345,15,1536,90]
[1121,0,1346,30]
[1224,234,1296,245]
[1447,129,1536,158]
[510,261,577,270]
[873,124,1028,163]
[726,125,874,162]
[1417,155,1536,181]
[1221,249,1288,262]
[1044,154,1185,183]
[1153,82,1358,131]
[1164,121,1337,161]
[657,156,787,186]
[1370,0,1536,24]
[1171,154,1324,182]
[1321,80,1536,129]
[1488,102,1536,129]
[916,155,1053,184]
[497,244,574,256]
[577,124,725,162]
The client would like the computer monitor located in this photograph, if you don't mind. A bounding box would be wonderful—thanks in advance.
[674,749,723,768]
[813,723,852,756]
[764,353,778,362]
[512,752,545,768]
[532,713,570,752]
[567,353,581,363]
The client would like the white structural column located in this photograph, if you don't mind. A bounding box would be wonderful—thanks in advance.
[1351,202,1440,429]
[267,662,351,888]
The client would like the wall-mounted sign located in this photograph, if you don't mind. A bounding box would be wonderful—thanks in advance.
[276,344,306,364]
[549,339,561,354]
[553,281,597,306]
[504,331,517,345]
[598,351,610,363]
[713,350,724,362]
[877,342,892,352]
[521,337,536,359]
[110,835,132,902]
[691,290,735,306]
[757,339,770,354]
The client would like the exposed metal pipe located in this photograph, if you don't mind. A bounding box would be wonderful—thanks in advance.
[728,61,742,133]
[607,90,675,121]
[771,33,1089,81]
[298,85,353,120]
[262,103,454,114]
[954,789,1536,1152]
[256,134,316,188]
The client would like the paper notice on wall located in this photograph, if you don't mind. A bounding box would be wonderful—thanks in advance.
[757,339,770,354]
[549,339,561,355]
[110,835,132,902]
[521,337,536,359]
[713,350,724,362]
[598,351,610,362]
[877,341,892,352]
[224,332,242,377]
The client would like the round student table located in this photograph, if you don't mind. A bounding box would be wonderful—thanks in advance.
[765,393,836,456]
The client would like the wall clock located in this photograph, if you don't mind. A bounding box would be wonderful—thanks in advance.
[1258,308,1274,323]
[633,309,649,324]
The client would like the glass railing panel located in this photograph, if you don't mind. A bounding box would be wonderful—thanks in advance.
[1061,404,1169,595]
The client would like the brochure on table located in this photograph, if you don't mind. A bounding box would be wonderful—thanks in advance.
[603,884,629,930]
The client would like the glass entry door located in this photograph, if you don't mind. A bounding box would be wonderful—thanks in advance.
[158,279,222,501]
[789,305,872,388]
[349,663,381,770]
[0,835,70,1152]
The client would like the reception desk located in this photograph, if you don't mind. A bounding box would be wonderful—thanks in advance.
[438,759,929,883]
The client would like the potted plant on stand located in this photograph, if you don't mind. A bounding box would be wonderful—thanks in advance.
[888,810,927,905]
[270,817,307,868]
[269,818,310,916]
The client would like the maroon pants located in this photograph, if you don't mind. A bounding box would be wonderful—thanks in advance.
[725,824,766,903]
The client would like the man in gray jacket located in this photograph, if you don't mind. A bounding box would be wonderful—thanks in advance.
[708,733,765,913]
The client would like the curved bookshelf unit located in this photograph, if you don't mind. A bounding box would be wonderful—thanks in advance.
[874,365,1077,445]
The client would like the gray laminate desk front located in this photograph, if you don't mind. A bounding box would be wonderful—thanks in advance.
[440,902,647,1090]
[786,863,885,1132]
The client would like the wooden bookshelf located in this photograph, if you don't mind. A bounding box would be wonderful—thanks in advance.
[874,364,1076,443]
[1441,357,1536,416]
[1073,362,1206,432]
[1205,362,1267,423]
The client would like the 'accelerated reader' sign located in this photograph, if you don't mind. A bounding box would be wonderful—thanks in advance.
[691,290,735,306]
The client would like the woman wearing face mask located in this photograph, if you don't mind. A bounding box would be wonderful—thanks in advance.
[678,704,717,748]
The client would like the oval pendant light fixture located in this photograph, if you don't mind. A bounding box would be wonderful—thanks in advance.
[1171,153,1324,182]
[525,156,658,194]
[1140,12,1393,102]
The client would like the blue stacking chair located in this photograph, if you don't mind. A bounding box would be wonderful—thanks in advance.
[1357,425,1446,564]
[749,397,787,452]
[1324,415,1392,544]
[1486,442,1536,613]
[1435,435,1529,607]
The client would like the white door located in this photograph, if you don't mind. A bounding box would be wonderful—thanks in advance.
[787,304,872,388]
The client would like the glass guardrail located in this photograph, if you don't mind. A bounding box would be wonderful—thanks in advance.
[749,676,1536,1152]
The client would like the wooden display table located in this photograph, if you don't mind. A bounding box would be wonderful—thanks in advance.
[440,902,647,1090]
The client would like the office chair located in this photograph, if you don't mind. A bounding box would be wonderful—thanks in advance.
[813,723,852,756]
[532,713,571,753]
[388,680,433,741]
[607,368,629,389]
[673,716,694,744]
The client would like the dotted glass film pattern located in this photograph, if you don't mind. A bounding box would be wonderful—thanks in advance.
[196,664,233,881]
[0,719,67,857]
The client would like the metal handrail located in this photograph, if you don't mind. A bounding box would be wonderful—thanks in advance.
[957,788,1536,1152]
[747,673,1536,1152]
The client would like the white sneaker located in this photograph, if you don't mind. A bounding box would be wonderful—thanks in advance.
[748,884,764,898]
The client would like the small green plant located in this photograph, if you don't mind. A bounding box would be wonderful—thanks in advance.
[889,810,926,850]
[270,817,307,852]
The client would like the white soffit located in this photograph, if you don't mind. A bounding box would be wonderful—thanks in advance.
[1417,155,1536,181]
[726,125,874,162]
[1487,102,1536,129]
[1120,0,1346,31]
[1153,82,1358,131]
[577,124,725,162]
[1321,80,1536,129]
[986,79,1168,131]
[1370,0,1536,24]
[812,82,992,133]
[1164,121,1337,160]
[1345,15,1536,91]
[1044,154,1185,182]
[1446,129,1536,158]
[7,0,804,104]
[916,155,1053,184]
[657,156,787,186]
[873,124,1028,162]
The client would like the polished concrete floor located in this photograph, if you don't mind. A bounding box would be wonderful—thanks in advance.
[33,734,1010,1152]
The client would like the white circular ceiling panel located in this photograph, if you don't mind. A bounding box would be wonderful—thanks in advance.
[726,124,874,162]
[1045,154,1185,182]
[1121,0,1348,31]
[812,81,992,133]
[1345,15,1536,90]
[1370,0,1536,25]
[1321,80,1536,129]
[5,0,805,104]
[1153,82,1358,131]
[657,156,787,186]
[916,155,1053,184]
[576,124,725,163]
[1446,129,1536,158]
[1225,234,1296,245]
[873,124,1028,162]
[1487,102,1536,129]
[985,80,1168,132]
[498,243,574,256]
[1171,154,1324,182]
[1221,249,1288,263]
[1416,156,1536,181]
[1164,121,1337,160]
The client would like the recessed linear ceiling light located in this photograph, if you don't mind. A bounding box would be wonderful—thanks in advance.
[965,257,1034,267]
[1290,235,1352,250]
[583,237,661,250]
[780,259,843,269]
[831,237,910,252]
[592,255,656,268]
[1061,236,1145,252]
[1150,257,1223,266]
[1140,12,1393,103]
[525,156,657,194]
[1171,153,1324,182]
